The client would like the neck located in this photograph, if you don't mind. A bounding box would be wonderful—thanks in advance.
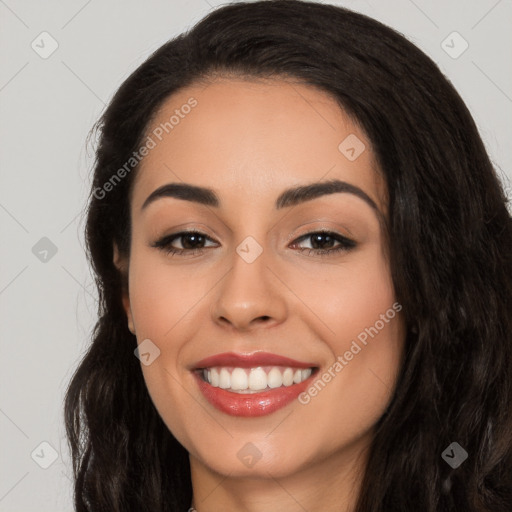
[189,433,371,512]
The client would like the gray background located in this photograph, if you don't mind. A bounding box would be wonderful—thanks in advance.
[0,0,510,510]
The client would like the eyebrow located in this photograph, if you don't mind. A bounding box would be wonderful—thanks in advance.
[141,179,381,216]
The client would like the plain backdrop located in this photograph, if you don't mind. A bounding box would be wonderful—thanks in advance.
[0,0,510,510]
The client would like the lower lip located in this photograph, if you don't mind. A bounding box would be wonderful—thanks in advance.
[194,371,314,417]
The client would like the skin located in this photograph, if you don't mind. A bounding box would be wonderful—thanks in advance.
[114,77,405,512]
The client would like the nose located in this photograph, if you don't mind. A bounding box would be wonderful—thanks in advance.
[210,248,287,332]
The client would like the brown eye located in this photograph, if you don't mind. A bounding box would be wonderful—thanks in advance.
[152,231,217,255]
[151,229,356,258]
[291,231,356,256]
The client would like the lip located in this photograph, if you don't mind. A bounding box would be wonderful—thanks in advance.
[192,351,317,369]
[192,351,318,417]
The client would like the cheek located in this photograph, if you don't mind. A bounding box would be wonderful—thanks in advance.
[290,248,402,426]
[128,251,211,339]
[126,252,220,440]
[308,314,403,447]
[288,245,396,342]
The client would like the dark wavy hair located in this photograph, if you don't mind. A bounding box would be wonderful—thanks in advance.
[63,1,512,510]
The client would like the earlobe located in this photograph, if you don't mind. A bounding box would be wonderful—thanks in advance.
[113,242,135,335]
[121,294,135,335]
[113,242,126,273]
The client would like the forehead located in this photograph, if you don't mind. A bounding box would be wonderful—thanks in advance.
[131,77,386,214]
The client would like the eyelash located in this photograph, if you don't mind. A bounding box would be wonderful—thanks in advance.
[151,229,356,258]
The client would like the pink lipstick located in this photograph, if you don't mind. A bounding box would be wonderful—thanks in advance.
[192,352,317,417]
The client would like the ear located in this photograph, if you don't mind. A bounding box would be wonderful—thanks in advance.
[113,242,135,335]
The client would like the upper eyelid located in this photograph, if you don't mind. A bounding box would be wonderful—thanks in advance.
[162,228,354,245]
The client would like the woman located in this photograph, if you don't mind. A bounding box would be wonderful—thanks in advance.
[64,1,512,511]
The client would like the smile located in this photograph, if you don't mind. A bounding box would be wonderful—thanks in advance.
[200,366,313,393]
[192,352,318,417]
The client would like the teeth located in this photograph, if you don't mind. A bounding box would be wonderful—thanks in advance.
[202,366,313,393]
[231,368,248,391]
[282,368,294,386]
[210,368,220,387]
[248,367,267,390]
[219,368,230,389]
[267,367,282,388]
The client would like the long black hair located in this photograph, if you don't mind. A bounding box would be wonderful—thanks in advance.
[64,1,512,510]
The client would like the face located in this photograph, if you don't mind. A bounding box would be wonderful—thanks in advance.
[114,77,405,482]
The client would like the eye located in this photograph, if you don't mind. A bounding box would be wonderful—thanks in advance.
[151,229,356,257]
[290,230,356,257]
[151,230,218,256]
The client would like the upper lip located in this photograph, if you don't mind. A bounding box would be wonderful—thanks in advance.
[192,351,318,370]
